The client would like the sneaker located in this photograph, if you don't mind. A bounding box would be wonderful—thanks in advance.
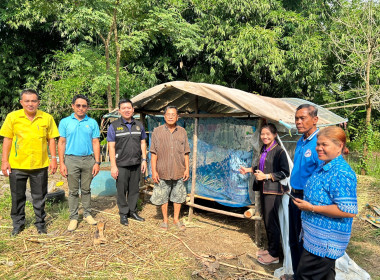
[84,215,97,225]
[67,220,78,231]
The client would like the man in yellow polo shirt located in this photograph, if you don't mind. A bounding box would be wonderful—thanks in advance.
[0,89,60,236]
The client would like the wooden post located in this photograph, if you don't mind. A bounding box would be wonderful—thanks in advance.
[140,112,147,189]
[188,97,198,222]
[254,118,264,245]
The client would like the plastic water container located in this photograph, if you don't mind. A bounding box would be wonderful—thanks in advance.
[90,171,117,196]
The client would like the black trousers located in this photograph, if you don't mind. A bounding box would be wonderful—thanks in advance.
[260,192,282,258]
[9,168,48,228]
[296,249,336,280]
[289,190,304,277]
[116,164,141,216]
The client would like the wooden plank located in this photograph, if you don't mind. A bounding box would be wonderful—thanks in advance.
[188,96,199,222]
[180,113,251,118]
[186,202,262,220]
[136,110,251,118]
[186,194,255,209]
[326,101,380,110]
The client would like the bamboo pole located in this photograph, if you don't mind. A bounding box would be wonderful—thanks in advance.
[136,110,251,118]
[254,118,264,245]
[188,97,198,222]
[185,201,262,220]
[325,101,380,110]
[186,193,255,209]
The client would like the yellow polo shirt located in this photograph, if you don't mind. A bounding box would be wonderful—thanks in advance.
[0,109,60,169]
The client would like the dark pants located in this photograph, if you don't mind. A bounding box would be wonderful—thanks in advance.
[260,192,282,258]
[296,249,336,280]
[116,164,141,216]
[9,168,48,228]
[289,190,304,277]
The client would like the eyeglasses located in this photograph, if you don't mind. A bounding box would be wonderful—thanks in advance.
[165,113,177,117]
[75,104,88,108]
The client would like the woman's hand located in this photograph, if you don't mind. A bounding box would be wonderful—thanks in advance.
[293,198,314,212]
[253,170,267,181]
[239,166,253,175]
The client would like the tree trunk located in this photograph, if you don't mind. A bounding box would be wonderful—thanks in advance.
[362,42,373,175]
[98,12,117,113]
[105,44,113,112]
[113,6,120,108]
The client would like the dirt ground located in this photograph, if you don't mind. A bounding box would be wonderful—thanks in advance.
[0,172,379,279]
[0,173,278,280]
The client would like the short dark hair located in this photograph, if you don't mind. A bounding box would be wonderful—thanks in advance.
[72,94,90,105]
[260,123,278,135]
[296,104,318,117]
[119,99,133,108]
[164,106,178,114]
[20,89,39,100]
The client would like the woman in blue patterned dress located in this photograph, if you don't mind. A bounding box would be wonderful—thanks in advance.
[293,126,358,280]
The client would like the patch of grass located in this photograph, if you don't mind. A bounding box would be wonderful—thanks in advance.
[0,240,13,253]
[346,175,380,279]
[46,200,69,220]
[137,198,144,212]
[346,152,380,178]
[0,191,12,214]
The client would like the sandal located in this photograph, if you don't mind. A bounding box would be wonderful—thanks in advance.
[160,222,168,230]
[173,221,186,231]
[257,254,279,265]
[256,249,269,257]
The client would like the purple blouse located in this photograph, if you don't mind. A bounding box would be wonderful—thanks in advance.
[259,141,277,171]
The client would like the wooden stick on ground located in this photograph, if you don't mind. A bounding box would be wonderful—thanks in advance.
[167,232,277,279]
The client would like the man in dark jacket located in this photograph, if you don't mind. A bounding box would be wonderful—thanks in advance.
[107,99,147,225]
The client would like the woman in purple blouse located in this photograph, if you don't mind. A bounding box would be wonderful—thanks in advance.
[240,123,290,265]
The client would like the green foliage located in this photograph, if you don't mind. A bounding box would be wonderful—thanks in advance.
[0,0,378,150]
[183,0,332,97]
[347,122,380,177]
[329,0,380,87]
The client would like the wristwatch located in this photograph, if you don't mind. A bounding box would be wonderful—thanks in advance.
[142,158,147,162]
[95,162,101,165]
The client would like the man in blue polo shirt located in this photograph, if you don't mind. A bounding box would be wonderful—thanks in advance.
[58,94,101,231]
[287,104,322,280]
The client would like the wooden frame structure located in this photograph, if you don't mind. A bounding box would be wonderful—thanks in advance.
[136,107,264,244]
[101,81,347,245]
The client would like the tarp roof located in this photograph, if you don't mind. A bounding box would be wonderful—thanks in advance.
[107,81,347,130]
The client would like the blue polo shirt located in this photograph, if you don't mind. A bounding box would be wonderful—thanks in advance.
[59,114,100,156]
[290,128,323,190]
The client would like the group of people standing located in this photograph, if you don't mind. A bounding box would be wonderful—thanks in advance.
[240,104,358,280]
[1,90,358,279]
[0,90,189,236]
